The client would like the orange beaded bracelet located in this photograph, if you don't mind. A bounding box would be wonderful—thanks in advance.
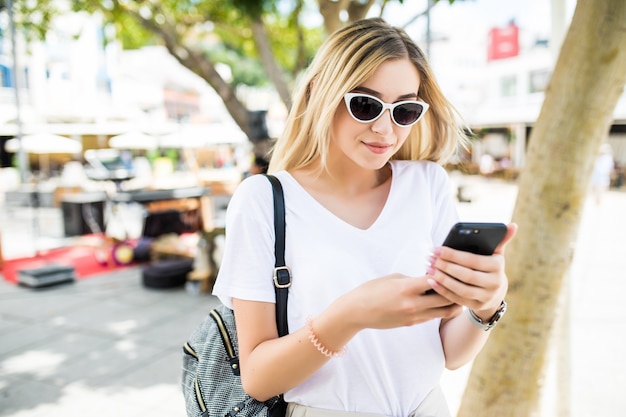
[306,317,346,358]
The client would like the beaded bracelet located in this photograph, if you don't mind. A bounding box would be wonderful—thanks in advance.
[306,317,346,358]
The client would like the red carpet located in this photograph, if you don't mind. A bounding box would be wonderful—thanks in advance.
[1,244,140,285]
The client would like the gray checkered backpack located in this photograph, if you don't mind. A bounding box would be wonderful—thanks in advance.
[181,175,291,417]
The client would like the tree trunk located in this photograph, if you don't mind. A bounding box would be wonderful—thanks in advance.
[318,0,347,35]
[292,0,308,76]
[346,0,376,22]
[251,17,293,110]
[318,0,375,35]
[457,1,626,416]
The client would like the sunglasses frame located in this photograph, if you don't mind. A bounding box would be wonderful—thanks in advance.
[344,93,429,127]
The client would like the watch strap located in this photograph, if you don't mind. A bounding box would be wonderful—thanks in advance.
[466,300,507,331]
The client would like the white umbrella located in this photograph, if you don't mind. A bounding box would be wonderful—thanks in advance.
[4,133,82,177]
[108,131,159,150]
[4,133,82,154]
[158,124,248,149]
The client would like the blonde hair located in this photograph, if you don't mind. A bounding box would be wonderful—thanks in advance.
[268,17,468,173]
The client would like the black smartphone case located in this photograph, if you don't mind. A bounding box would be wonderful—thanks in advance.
[442,222,507,255]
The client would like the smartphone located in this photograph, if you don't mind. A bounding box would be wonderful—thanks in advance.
[424,222,508,295]
[442,222,508,255]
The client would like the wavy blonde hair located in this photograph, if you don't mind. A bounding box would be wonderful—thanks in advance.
[268,17,468,173]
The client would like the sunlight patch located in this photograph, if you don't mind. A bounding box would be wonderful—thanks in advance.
[1,350,65,377]
[115,339,137,352]
[107,320,138,335]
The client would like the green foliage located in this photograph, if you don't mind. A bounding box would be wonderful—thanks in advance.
[68,0,155,49]
[1,0,436,103]
[266,15,324,74]
[145,148,160,165]
[59,0,317,88]
[164,148,179,164]
[2,0,363,90]
[204,43,267,86]
[232,0,275,18]
[210,10,322,84]
[3,0,61,41]
[115,14,158,49]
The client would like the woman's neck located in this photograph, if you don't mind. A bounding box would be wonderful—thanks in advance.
[292,160,392,197]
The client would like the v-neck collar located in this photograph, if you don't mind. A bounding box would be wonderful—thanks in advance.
[280,162,396,232]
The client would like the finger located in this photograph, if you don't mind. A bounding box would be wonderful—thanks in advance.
[419,287,462,310]
[427,277,465,305]
[494,222,518,255]
[405,275,443,296]
[432,247,493,275]
[431,303,463,319]
[419,280,456,304]
[427,271,484,303]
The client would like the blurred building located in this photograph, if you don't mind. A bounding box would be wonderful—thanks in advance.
[419,0,626,175]
[1,1,625,180]
[0,11,245,178]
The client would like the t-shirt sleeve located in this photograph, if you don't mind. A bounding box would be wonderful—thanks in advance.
[212,175,277,309]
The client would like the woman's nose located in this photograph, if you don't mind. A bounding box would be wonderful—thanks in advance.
[371,109,394,135]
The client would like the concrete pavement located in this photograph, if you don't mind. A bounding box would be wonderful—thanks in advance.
[0,267,219,416]
[1,175,625,416]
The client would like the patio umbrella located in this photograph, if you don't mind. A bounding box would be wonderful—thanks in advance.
[5,133,82,154]
[108,131,159,150]
[4,133,82,176]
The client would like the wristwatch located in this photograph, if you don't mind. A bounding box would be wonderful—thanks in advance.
[466,300,507,331]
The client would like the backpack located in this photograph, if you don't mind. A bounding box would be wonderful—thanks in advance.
[181,174,291,417]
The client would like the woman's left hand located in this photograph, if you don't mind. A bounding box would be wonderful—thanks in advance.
[427,223,518,321]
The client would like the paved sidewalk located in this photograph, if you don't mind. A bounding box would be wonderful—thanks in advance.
[0,176,625,416]
[0,267,220,416]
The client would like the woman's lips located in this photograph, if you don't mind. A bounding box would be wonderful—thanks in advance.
[363,142,392,154]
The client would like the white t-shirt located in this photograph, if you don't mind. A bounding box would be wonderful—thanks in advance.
[213,160,459,417]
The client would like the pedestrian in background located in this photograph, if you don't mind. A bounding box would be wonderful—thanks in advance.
[213,18,516,417]
[591,143,615,205]
[250,155,269,175]
[243,155,270,179]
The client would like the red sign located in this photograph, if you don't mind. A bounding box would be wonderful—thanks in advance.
[487,23,520,61]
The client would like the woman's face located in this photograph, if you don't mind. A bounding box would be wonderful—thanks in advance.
[329,58,421,171]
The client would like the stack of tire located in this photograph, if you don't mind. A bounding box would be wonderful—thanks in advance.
[142,258,194,289]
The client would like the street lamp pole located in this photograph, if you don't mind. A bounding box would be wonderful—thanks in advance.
[7,0,28,183]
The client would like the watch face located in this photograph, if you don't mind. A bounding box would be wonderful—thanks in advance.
[488,301,507,327]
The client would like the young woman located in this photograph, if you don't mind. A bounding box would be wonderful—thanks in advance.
[213,17,517,417]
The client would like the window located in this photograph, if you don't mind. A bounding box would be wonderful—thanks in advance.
[529,69,551,93]
[501,75,517,97]
[0,64,12,87]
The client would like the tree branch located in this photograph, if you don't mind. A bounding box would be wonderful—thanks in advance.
[347,0,376,22]
[122,3,252,137]
[292,0,307,75]
[250,17,293,110]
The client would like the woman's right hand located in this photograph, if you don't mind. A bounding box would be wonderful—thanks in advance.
[332,273,462,331]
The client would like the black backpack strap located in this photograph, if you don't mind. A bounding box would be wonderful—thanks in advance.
[264,174,290,337]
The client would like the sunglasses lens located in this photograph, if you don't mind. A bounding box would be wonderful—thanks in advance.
[393,103,424,126]
[349,96,383,122]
